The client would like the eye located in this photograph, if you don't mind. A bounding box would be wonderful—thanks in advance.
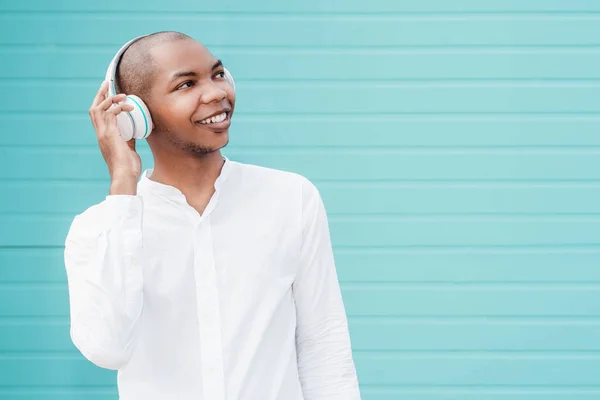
[176,80,194,90]
[215,71,225,79]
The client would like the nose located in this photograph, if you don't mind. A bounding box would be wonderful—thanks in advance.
[201,80,227,104]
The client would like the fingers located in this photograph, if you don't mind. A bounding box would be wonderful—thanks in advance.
[89,80,136,143]
[98,93,127,112]
[104,103,135,136]
[90,92,131,127]
[91,80,109,109]
[89,81,126,128]
[89,81,108,126]
[107,103,135,115]
[89,89,135,139]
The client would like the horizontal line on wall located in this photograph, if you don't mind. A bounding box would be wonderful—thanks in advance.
[3,179,600,185]
[3,11,600,18]
[0,110,600,117]
[6,145,600,155]
[237,145,600,151]
[331,212,600,217]
[7,80,600,88]
[4,11,600,16]
[349,316,600,324]
[6,179,600,188]
[341,280,600,286]
[6,212,600,219]
[6,212,600,218]
[7,279,600,286]
[0,246,64,250]
[5,113,600,120]
[5,78,600,84]
[6,315,600,325]
[353,350,600,356]
[303,179,600,184]
[355,384,600,391]
[3,244,600,251]
[329,214,600,221]
[2,245,600,255]
[3,111,600,117]
[5,386,600,394]
[6,386,600,395]
[327,217,600,224]
[3,384,600,394]
[348,313,600,319]
[334,244,600,250]
[6,282,600,290]
[0,317,69,325]
[5,144,600,152]
[6,146,600,154]
[335,245,600,254]
[5,47,600,55]
[0,387,115,394]
[341,282,600,290]
[4,316,600,325]
[0,353,82,360]
[5,212,600,222]
[6,350,600,360]
[3,44,600,51]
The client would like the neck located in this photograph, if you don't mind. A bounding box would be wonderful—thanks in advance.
[149,148,226,202]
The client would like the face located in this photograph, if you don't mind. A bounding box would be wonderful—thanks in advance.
[145,39,236,155]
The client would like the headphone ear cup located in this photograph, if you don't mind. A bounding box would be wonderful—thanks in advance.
[224,68,235,92]
[115,106,134,141]
[119,95,153,140]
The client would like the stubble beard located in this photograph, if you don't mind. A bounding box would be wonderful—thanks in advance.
[155,123,229,156]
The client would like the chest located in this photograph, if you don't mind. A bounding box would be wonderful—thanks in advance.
[139,205,302,300]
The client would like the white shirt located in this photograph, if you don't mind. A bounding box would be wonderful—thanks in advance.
[64,158,361,400]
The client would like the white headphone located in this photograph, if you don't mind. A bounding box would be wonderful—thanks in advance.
[105,34,236,141]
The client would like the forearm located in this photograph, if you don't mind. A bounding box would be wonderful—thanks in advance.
[295,306,361,399]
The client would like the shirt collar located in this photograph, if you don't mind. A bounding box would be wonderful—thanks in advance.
[138,156,232,202]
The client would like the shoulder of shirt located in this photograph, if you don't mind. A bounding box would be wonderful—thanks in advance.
[229,160,320,195]
[65,201,107,240]
[69,194,137,231]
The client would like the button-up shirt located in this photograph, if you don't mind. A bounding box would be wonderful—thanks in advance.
[64,158,361,400]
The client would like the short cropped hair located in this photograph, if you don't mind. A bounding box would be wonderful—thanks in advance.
[115,31,192,100]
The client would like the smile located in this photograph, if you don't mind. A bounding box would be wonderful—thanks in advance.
[197,112,228,125]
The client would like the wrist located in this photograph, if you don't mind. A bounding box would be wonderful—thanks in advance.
[110,178,138,195]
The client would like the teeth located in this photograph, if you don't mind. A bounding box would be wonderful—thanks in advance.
[198,112,227,125]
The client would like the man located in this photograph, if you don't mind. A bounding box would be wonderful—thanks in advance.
[64,31,361,400]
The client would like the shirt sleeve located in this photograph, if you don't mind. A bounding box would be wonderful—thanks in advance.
[64,195,144,370]
[292,178,361,400]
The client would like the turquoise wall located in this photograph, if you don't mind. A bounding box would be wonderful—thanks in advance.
[2,1,600,399]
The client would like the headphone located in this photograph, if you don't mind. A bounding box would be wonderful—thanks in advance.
[105,34,235,141]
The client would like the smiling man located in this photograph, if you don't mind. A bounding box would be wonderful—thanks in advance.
[63,31,361,400]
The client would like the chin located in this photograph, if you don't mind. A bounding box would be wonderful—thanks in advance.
[186,134,230,155]
[207,131,229,148]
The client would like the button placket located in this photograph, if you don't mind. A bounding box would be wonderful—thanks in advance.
[193,217,226,400]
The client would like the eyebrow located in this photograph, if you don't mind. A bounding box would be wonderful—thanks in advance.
[212,60,223,70]
[169,71,197,84]
[169,60,224,85]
